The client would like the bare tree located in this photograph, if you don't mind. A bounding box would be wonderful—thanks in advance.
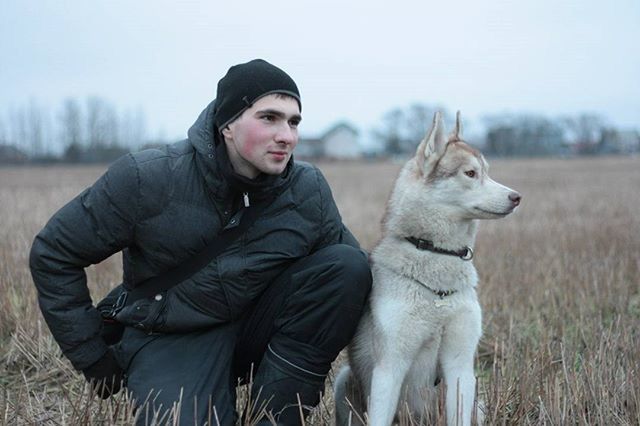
[133,107,147,148]
[27,99,44,157]
[8,107,28,154]
[405,103,442,145]
[86,96,109,148]
[373,108,405,155]
[58,99,83,162]
[0,114,28,163]
[104,105,120,147]
[0,115,7,145]
[58,99,83,147]
[59,98,82,146]
[374,103,449,156]
[485,114,566,157]
[562,113,606,155]
[5,97,151,162]
[119,107,147,149]
[84,96,128,161]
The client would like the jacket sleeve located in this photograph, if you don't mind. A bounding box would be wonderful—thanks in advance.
[313,167,361,251]
[29,154,139,370]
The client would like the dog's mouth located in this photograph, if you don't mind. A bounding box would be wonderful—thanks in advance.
[473,206,512,216]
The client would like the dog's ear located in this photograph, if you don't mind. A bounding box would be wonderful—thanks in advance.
[452,111,463,140]
[415,111,446,175]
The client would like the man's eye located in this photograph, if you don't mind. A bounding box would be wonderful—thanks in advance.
[464,170,476,178]
[289,120,300,128]
[261,115,275,122]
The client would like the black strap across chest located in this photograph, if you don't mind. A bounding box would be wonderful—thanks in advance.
[124,201,265,305]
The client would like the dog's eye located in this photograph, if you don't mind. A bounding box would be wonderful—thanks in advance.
[464,170,476,178]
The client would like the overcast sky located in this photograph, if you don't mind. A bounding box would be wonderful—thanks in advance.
[1,0,639,147]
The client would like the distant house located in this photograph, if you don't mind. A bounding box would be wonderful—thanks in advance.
[295,137,324,159]
[322,122,361,159]
[297,122,362,159]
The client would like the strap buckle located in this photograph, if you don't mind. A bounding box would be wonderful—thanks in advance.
[105,291,128,319]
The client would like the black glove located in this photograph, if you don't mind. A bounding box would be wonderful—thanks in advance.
[82,349,124,399]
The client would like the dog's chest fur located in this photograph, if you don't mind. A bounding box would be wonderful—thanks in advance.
[368,239,480,343]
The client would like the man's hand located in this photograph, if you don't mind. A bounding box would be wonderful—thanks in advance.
[82,349,124,399]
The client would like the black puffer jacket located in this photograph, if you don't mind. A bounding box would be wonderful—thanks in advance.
[29,100,359,370]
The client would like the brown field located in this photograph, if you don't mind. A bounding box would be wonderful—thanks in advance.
[1,156,639,425]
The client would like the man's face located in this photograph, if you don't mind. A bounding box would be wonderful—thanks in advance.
[222,94,301,179]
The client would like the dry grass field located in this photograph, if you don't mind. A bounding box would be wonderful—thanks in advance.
[1,155,639,425]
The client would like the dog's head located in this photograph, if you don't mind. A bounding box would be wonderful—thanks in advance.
[410,111,521,220]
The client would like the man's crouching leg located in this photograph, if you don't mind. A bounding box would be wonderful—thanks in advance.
[115,323,240,425]
[235,244,372,425]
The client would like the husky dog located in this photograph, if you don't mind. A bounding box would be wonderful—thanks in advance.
[334,112,521,426]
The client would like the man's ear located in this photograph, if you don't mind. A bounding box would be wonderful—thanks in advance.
[221,126,232,141]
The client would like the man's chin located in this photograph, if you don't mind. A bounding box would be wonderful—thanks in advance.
[260,159,290,176]
[259,165,287,176]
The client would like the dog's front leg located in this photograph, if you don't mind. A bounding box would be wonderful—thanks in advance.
[442,362,476,426]
[440,306,482,426]
[368,357,411,426]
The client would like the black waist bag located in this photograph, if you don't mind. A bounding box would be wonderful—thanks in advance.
[97,201,265,346]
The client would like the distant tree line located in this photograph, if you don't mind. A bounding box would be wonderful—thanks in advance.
[1,99,638,164]
[0,97,163,164]
[373,104,639,157]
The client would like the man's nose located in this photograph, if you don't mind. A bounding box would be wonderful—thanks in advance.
[275,123,297,145]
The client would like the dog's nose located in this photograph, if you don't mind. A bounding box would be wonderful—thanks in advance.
[509,192,521,206]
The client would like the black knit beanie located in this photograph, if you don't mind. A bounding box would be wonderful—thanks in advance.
[214,59,301,131]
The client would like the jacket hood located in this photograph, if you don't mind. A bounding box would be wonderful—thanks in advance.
[187,99,220,155]
[187,100,294,202]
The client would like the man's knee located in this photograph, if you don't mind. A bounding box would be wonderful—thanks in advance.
[307,244,372,309]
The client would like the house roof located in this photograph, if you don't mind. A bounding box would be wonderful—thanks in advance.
[321,121,359,139]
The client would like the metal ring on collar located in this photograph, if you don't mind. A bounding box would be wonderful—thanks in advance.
[461,246,474,261]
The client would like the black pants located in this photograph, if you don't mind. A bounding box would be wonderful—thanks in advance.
[114,244,371,425]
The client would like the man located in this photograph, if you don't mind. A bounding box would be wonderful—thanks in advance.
[30,59,372,425]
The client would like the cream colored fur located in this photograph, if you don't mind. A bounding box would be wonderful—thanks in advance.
[334,112,521,426]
